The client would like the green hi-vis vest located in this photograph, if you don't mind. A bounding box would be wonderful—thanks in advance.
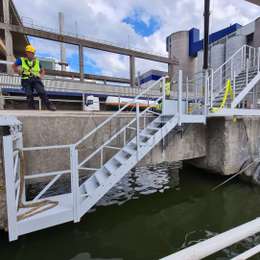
[21,57,40,79]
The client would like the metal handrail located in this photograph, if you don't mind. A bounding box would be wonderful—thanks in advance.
[209,44,259,106]
[78,95,162,168]
[75,77,165,147]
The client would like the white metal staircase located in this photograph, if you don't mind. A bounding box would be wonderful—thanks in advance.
[2,75,205,241]
[78,114,179,218]
[209,45,260,110]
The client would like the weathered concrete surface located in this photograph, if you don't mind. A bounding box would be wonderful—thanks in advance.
[191,116,260,176]
[0,111,205,174]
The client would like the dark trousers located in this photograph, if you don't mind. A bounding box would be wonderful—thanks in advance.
[21,78,51,109]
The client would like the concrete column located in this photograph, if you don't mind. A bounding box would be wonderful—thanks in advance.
[3,0,13,74]
[79,44,84,81]
[130,55,135,87]
[59,12,66,71]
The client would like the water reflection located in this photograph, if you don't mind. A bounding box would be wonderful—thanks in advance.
[97,163,180,208]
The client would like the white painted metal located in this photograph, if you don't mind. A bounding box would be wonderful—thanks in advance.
[208,45,260,110]
[3,135,18,241]
[231,72,260,108]
[178,70,182,126]
[231,244,260,260]
[160,218,260,260]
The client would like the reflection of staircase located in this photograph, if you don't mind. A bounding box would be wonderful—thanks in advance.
[213,67,259,108]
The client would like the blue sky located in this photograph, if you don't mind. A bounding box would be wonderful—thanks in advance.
[122,8,161,37]
[14,0,260,78]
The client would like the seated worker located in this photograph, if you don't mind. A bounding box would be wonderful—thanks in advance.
[12,45,56,111]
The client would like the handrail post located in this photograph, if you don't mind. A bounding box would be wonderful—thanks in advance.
[246,58,249,86]
[204,70,208,117]
[70,144,80,223]
[162,77,166,115]
[136,101,140,160]
[233,69,236,98]
[178,70,183,126]
[257,47,260,71]
[210,69,214,108]
[186,76,189,114]
[3,135,18,241]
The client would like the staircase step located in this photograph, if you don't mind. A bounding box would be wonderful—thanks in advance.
[147,126,160,131]
[95,169,110,185]
[140,133,153,138]
[123,146,136,155]
[114,154,128,165]
[104,158,121,174]
[84,176,100,196]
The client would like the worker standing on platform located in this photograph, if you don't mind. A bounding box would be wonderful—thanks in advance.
[12,45,56,111]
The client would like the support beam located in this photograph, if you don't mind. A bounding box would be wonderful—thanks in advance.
[45,69,130,84]
[0,22,178,65]
[3,0,14,74]
[59,12,66,71]
[130,55,135,87]
[79,45,84,82]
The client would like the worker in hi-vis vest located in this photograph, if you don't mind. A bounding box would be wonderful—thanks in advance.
[12,45,56,111]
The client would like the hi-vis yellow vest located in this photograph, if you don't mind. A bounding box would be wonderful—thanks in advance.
[21,57,40,79]
[160,81,171,97]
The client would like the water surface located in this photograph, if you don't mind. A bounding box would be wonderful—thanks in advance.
[1,164,260,260]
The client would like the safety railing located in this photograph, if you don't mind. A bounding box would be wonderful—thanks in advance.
[173,71,208,115]
[209,45,260,108]
[3,130,23,240]
[4,137,81,226]
[75,77,166,173]
[0,73,161,102]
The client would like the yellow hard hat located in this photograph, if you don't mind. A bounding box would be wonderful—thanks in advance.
[25,45,36,53]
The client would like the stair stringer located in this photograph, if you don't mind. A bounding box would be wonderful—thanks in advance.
[231,72,260,108]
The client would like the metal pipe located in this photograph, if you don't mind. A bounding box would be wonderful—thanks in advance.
[59,12,66,71]
[136,101,140,160]
[178,70,183,125]
[257,47,260,71]
[204,70,208,116]
[231,244,260,260]
[79,44,84,82]
[160,218,260,260]
[246,58,249,85]
[203,0,210,70]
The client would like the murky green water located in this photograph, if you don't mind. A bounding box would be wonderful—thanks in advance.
[1,164,260,260]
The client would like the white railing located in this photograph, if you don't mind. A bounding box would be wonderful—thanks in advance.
[161,218,260,260]
[209,45,260,107]
[75,77,166,172]
[3,131,23,241]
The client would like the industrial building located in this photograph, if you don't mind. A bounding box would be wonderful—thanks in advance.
[167,17,260,79]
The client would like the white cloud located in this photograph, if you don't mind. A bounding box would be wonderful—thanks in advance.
[13,0,260,78]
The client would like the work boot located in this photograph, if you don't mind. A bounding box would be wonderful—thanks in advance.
[47,103,56,111]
